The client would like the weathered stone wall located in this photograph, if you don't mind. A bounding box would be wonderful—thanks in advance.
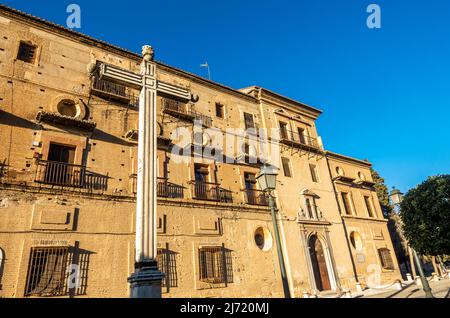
[0,6,401,298]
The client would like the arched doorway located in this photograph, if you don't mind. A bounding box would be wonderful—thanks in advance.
[309,235,332,291]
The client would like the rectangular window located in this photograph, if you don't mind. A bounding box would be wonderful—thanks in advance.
[306,198,314,219]
[364,196,375,217]
[243,112,255,130]
[279,121,289,140]
[25,246,69,297]
[194,163,209,183]
[48,143,76,164]
[215,103,224,118]
[297,127,306,144]
[281,157,292,177]
[309,164,319,183]
[341,192,352,215]
[198,246,232,284]
[244,172,256,190]
[378,248,395,270]
[17,41,37,63]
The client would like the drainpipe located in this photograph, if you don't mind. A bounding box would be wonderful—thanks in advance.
[325,156,360,286]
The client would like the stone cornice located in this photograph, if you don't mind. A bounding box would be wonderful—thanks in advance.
[326,151,372,167]
[342,214,388,223]
[240,86,323,119]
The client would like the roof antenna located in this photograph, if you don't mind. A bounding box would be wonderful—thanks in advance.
[200,62,211,80]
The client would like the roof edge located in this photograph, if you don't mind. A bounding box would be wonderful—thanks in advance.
[325,151,372,167]
[240,86,323,116]
[0,4,257,103]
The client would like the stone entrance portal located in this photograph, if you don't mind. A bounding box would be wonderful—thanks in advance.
[309,235,332,291]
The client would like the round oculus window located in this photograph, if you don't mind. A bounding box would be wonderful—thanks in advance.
[254,227,273,251]
[350,231,363,251]
[57,99,78,117]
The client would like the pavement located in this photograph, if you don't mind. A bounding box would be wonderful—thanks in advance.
[360,278,450,298]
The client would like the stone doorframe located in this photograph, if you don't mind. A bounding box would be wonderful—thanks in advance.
[299,226,341,294]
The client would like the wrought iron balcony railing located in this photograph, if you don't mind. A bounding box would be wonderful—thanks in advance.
[244,189,269,206]
[191,181,233,203]
[35,160,108,191]
[157,177,184,198]
[35,160,86,188]
[91,76,139,108]
[279,130,319,149]
[162,98,212,127]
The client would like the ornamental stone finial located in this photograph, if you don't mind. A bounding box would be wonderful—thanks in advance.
[142,45,154,62]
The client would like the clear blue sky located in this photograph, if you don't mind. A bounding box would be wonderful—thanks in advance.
[3,0,449,193]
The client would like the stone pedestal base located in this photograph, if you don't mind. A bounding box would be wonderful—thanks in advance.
[128,260,165,298]
[406,273,413,282]
[356,282,363,293]
[431,273,440,282]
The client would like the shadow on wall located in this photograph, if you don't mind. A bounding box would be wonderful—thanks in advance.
[0,109,40,130]
[0,247,4,290]
[158,247,178,293]
[68,243,93,297]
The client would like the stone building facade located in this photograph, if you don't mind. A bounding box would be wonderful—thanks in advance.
[0,5,401,298]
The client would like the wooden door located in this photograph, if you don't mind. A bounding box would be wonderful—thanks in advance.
[309,235,332,291]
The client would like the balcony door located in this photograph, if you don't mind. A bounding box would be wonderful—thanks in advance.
[194,164,210,199]
[279,121,289,140]
[45,143,77,185]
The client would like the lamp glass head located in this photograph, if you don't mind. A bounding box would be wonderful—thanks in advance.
[256,164,278,191]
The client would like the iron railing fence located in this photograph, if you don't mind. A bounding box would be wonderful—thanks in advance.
[244,188,269,206]
[191,181,233,203]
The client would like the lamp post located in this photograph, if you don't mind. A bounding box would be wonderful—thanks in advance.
[256,164,291,298]
[389,187,434,298]
[412,249,434,298]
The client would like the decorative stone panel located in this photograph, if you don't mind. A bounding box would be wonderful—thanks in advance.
[193,215,221,236]
[31,203,76,231]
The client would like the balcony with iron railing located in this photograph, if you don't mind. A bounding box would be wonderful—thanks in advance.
[34,160,108,191]
[161,98,212,127]
[279,129,320,150]
[244,188,269,206]
[157,177,184,198]
[191,181,233,203]
[91,76,140,108]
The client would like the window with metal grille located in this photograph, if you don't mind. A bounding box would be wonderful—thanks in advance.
[17,42,37,63]
[281,157,292,177]
[243,112,255,130]
[378,248,395,270]
[198,246,232,284]
[157,246,178,290]
[25,247,69,297]
[309,164,319,183]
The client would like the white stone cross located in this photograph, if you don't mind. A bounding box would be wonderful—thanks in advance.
[98,45,192,297]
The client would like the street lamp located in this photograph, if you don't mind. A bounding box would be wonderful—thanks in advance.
[389,186,434,298]
[256,164,291,298]
[412,249,434,298]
